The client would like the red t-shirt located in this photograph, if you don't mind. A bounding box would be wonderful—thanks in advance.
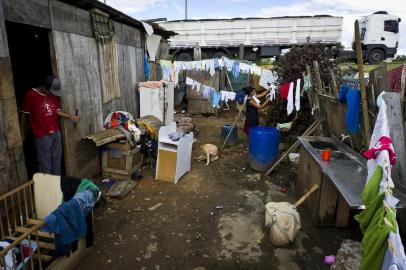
[22,88,61,138]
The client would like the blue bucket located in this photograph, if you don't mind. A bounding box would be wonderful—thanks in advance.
[249,126,280,171]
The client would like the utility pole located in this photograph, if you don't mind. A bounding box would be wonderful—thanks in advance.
[185,0,187,20]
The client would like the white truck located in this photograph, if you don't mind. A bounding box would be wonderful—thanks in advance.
[159,11,400,64]
[355,11,401,64]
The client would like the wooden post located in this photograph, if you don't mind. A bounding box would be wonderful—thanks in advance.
[239,44,244,60]
[354,20,371,146]
[305,65,314,109]
[312,61,326,136]
[329,67,338,98]
[313,61,323,94]
[400,63,406,102]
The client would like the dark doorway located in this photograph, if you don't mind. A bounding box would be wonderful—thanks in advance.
[5,21,55,178]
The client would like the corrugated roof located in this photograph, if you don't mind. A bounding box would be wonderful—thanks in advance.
[59,0,175,38]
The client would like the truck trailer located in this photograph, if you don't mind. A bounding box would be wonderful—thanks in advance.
[159,12,400,64]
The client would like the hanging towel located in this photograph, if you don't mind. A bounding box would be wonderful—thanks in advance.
[269,85,277,101]
[295,79,301,111]
[202,85,214,99]
[144,53,149,80]
[345,88,361,133]
[221,91,236,103]
[302,74,312,96]
[259,70,277,90]
[232,61,240,78]
[235,91,246,104]
[287,82,294,115]
[186,77,194,86]
[279,83,290,100]
[209,59,215,76]
[252,95,261,105]
[338,85,349,103]
[382,231,406,270]
[211,91,222,108]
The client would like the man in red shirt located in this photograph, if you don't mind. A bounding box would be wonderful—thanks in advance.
[21,76,79,175]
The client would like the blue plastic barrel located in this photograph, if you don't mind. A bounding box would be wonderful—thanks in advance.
[221,125,238,146]
[249,127,280,171]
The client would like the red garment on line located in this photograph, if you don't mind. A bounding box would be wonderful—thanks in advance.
[279,83,290,100]
[363,136,396,165]
[388,65,403,91]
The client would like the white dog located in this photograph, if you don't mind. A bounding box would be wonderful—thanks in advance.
[195,144,219,166]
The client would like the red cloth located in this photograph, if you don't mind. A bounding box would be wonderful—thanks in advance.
[363,136,396,165]
[388,65,403,91]
[279,83,290,100]
[22,88,61,138]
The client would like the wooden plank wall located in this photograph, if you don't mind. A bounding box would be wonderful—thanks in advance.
[52,20,144,178]
[53,31,104,178]
[53,26,144,178]
[102,44,144,118]
[317,96,363,150]
[0,0,27,194]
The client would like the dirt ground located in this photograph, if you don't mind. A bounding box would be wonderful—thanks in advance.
[77,110,360,270]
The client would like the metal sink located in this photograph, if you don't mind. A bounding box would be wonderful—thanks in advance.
[330,151,352,160]
[309,141,338,151]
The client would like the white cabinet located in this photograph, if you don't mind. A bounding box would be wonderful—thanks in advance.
[155,122,194,184]
[139,81,174,125]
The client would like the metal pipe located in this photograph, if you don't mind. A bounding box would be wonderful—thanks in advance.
[185,0,187,20]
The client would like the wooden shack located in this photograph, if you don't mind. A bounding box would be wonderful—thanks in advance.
[0,0,173,194]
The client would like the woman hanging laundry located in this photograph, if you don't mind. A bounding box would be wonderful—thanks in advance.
[243,86,270,135]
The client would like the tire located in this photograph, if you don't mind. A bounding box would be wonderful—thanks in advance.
[213,52,231,59]
[176,52,193,61]
[367,49,384,64]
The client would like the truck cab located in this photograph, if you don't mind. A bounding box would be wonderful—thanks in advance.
[355,11,400,64]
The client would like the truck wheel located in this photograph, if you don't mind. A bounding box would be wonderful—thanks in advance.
[176,52,193,61]
[213,52,231,59]
[367,49,384,64]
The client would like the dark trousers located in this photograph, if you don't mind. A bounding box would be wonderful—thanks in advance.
[34,131,62,175]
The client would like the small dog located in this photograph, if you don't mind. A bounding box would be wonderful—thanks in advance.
[195,144,219,166]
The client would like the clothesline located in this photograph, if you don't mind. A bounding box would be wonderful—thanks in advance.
[160,58,315,116]
[185,76,236,109]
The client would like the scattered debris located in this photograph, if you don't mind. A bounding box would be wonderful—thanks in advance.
[107,180,137,199]
[148,203,163,211]
[324,255,336,265]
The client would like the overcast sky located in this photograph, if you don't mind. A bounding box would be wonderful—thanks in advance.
[104,0,406,55]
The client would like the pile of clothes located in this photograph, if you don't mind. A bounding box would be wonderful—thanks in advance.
[42,177,100,258]
[104,111,141,146]
[0,240,38,270]
[167,114,197,142]
[136,115,163,140]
